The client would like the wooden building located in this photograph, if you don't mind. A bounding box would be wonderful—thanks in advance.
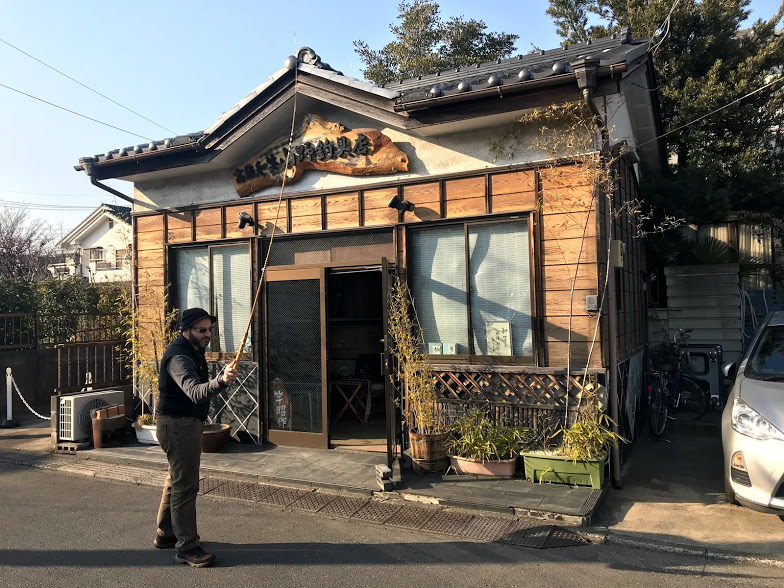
[76,29,663,481]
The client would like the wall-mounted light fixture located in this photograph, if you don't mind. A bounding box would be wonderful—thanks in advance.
[387,194,414,214]
[237,211,255,229]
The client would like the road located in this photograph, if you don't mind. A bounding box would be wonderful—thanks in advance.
[0,462,782,588]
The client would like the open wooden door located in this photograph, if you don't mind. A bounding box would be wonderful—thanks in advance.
[264,267,329,449]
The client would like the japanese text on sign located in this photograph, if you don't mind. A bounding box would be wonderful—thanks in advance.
[233,134,371,184]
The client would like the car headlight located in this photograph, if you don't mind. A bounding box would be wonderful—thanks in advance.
[731,400,784,441]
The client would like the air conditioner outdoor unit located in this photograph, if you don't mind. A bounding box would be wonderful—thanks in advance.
[59,390,125,441]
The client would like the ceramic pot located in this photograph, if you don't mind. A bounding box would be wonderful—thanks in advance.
[134,423,159,445]
[202,423,232,453]
[449,455,517,479]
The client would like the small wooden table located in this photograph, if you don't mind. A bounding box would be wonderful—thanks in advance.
[331,379,371,424]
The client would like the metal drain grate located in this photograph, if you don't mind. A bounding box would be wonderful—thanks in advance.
[500,521,589,549]
[541,526,589,548]
[384,505,437,530]
[199,477,226,495]
[351,501,401,523]
[289,492,339,512]
[499,519,553,549]
[460,515,514,542]
[207,480,272,502]
[579,489,603,517]
[317,496,369,518]
[421,510,474,535]
[259,488,309,507]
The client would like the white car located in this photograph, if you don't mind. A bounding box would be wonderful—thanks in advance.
[721,311,784,516]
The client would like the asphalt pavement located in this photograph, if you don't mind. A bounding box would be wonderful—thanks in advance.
[3,463,784,588]
[1,410,783,570]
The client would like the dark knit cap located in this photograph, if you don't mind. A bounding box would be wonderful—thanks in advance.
[179,307,217,330]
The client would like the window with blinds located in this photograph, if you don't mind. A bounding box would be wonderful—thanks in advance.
[410,218,532,360]
[173,243,252,354]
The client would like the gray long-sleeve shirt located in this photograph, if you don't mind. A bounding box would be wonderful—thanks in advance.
[166,354,227,405]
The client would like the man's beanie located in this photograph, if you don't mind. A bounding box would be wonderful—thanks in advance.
[180,308,217,330]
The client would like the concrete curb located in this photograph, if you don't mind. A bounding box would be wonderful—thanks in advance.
[579,528,784,569]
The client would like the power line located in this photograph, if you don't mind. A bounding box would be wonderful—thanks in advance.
[0,36,176,135]
[0,81,153,141]
[636,75,784,148]
[0,189,105,198]
[0,199,98,211]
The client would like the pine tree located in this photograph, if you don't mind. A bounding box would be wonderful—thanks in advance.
[353,1,518,85]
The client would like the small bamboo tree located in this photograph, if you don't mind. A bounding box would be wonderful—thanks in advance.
[387,277,443,435]
[120,275,178,425]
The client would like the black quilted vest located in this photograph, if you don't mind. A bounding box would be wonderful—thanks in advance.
[157,334,211,421]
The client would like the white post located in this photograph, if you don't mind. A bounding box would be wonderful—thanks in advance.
[1,367,20,428]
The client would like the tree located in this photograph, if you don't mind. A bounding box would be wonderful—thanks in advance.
[0,206,59,280]
[354,1,518,85]
[547,1,784,278]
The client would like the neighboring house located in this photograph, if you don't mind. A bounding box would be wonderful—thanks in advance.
[75,29,664,483]
[49,204,132,283]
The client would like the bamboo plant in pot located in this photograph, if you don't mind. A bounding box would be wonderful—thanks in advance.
[522,384,627,489]
[445,409,535,478]
[121,279,178,445]
[387,278,447,473]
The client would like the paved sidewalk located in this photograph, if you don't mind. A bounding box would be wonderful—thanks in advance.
[593,412,784,566]
[0,415,600,525]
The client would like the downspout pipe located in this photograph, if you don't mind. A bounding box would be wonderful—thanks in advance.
[79,158,137,205]
[572,57,623,489]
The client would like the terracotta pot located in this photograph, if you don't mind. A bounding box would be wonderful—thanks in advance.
[449,455,517,479]
[202,423,232,453]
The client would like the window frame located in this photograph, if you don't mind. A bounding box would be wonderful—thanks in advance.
[168,240,254,360]
[406,213,538,366]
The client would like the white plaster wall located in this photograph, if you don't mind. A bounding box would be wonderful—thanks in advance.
[603,94,636,151]
[132,98,635,212]
[133,108,555,211]
[77,216,132,282]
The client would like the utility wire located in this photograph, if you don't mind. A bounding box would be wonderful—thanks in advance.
[0,36,176,135]
[0,189,103,198]
[0,81,153,141]
[636,75,784,148]
[0,198,98,211]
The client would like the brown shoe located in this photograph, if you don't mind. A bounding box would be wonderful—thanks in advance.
[154,535,177,549]
[175,546,216,568]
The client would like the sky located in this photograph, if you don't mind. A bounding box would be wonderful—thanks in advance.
[1,0,781,237]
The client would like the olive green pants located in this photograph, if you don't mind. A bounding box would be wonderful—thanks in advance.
[156,415,203,553]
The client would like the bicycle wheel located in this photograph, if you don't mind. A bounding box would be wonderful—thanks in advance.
[648,378,668,437]
[671,378,708,421]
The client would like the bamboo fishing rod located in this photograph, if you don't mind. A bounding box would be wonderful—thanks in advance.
[229,66,299,370]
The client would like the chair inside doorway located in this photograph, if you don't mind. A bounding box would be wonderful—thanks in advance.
[327,269,386,452]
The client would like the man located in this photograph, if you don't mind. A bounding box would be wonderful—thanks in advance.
[154,307,239,568]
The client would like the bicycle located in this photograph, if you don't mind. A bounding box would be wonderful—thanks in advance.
[647,329,710,437]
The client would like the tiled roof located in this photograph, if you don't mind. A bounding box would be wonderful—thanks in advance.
[390,28,646,107]
[104,204,131,222]
[79,31,647,169]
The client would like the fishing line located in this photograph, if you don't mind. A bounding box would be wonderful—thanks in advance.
[229,64,299,369]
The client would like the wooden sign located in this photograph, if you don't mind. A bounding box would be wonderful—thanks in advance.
[231,114,409,197]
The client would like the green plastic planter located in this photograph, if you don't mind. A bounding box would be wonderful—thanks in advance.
[522,452,606,489]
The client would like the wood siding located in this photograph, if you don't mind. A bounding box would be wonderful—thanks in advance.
[130,161,651,371]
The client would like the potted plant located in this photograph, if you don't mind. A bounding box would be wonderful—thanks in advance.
[121,277,178,445]
[522,384,627,489]
[445,409,535,478]
[387,278,447,473]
